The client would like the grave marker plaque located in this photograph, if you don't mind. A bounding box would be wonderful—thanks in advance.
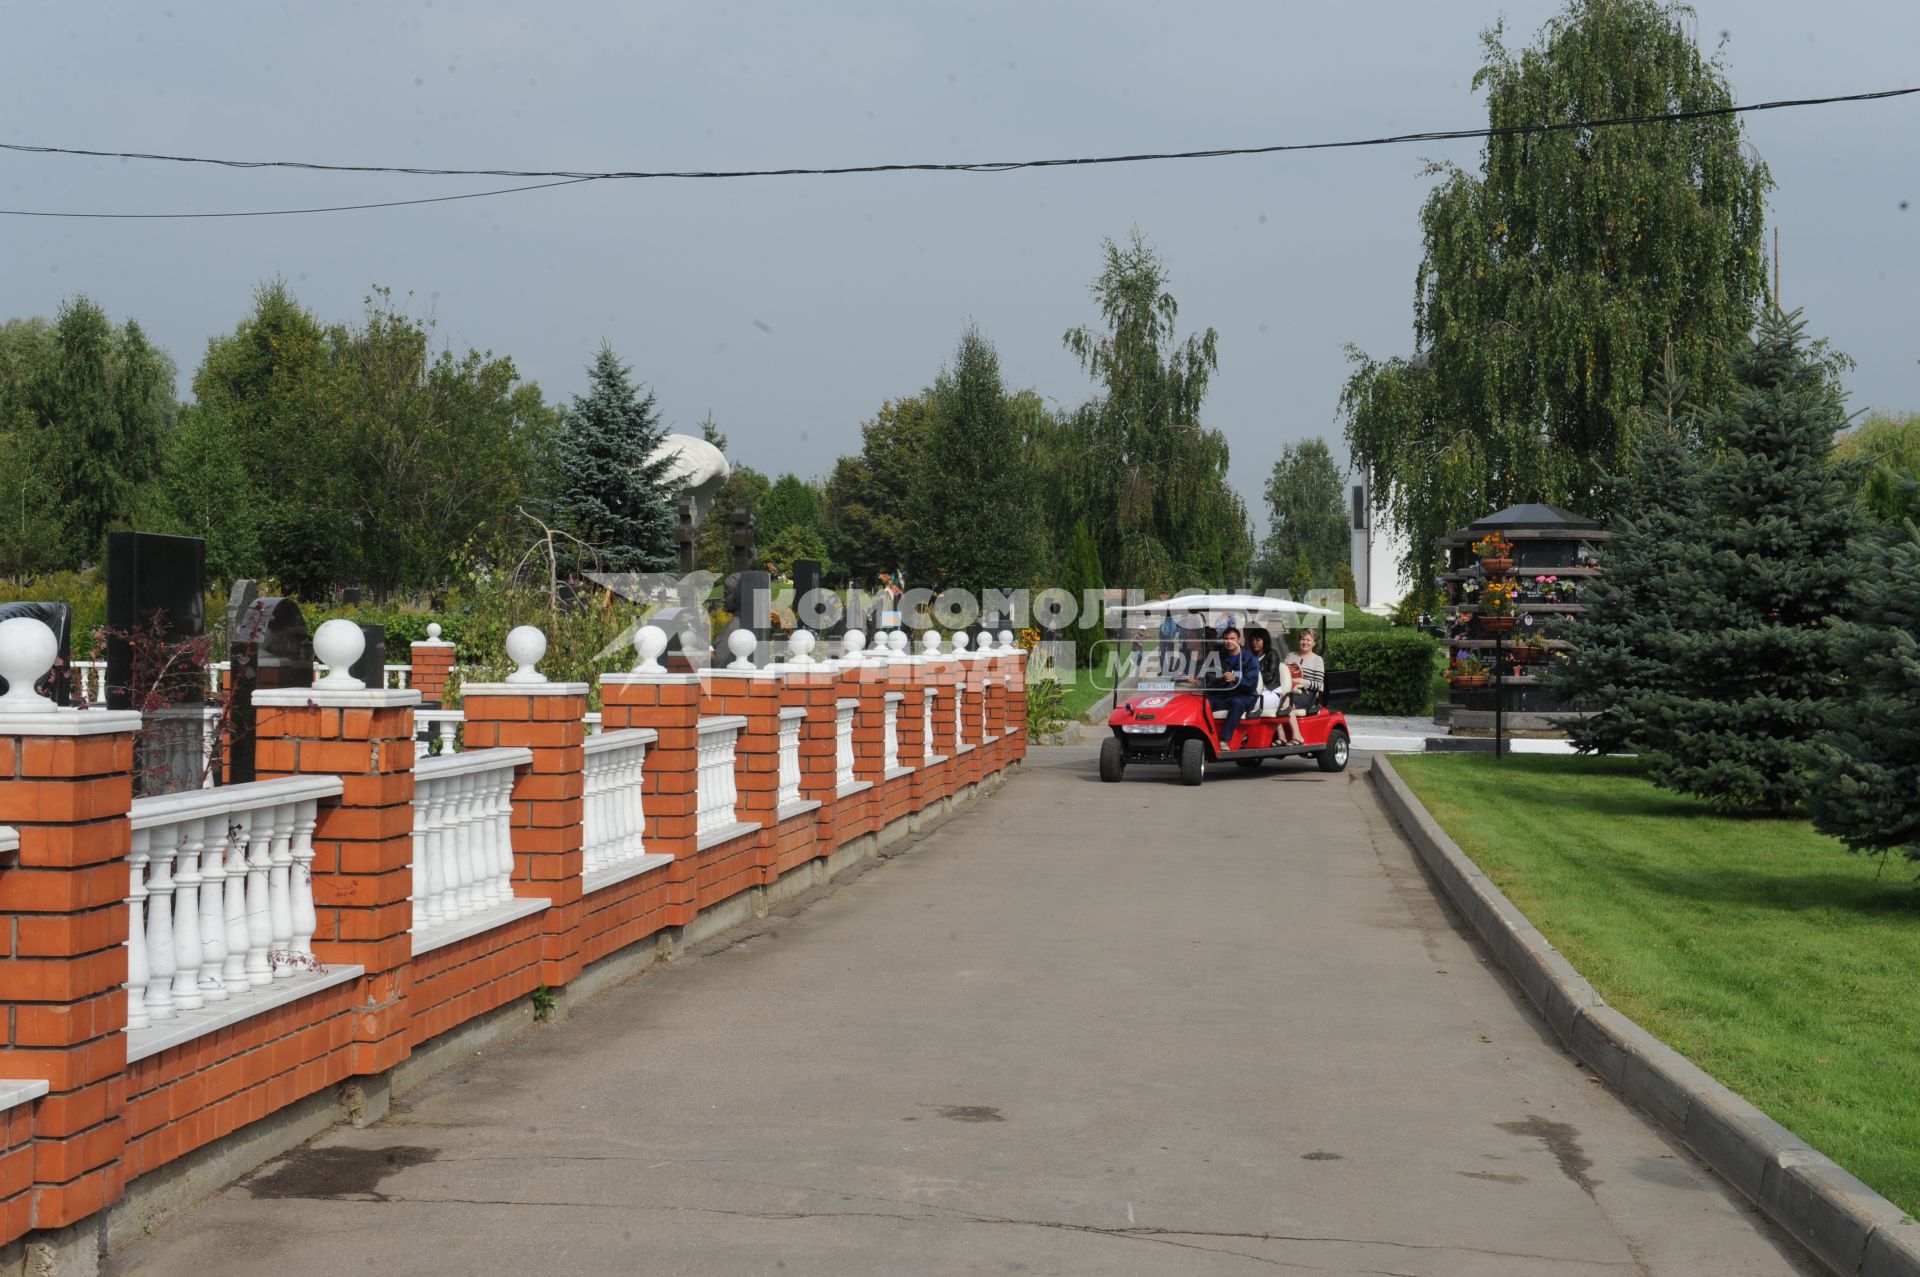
[106,531,207,795]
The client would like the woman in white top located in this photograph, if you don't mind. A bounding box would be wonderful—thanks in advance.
[1292,628,1326,711]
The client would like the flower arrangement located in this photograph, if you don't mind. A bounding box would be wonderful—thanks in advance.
[1471,533,1513,561]
[1479,579,1520,616]
[1449,651,1492,687]
[1532,574,1578,603]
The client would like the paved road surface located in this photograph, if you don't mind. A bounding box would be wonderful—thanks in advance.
[108,745,1816,1276]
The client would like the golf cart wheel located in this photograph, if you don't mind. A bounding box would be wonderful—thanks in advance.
[1234,757,1263,770]
[1318,727,1350,773]
[1099,736,1126,783]
[1179,737,1206,786]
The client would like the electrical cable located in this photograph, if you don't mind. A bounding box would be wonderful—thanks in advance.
[1,85,1912,219]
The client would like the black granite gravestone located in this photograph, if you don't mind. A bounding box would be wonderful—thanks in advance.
[106,532,207,795]
[792,558,822,632]
[0,602,73,705]
[349,624,387,688]
[729,505,757,575]
[226,596,313,785]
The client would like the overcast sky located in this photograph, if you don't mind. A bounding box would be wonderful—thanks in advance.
[4,1,1915,533]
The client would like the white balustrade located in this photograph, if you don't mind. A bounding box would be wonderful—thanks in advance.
[69,660,107,704]
[126,777,340,1028]
[411,747,528,937]
[777,706,805,809]
[582,729,652,876]
[696,717,746,838]
[834,698,858,793]
[883,692,901,771]
[924,688,938,761]
[417,708,465,754]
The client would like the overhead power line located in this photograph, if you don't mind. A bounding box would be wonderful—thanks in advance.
[1,85,1913,220]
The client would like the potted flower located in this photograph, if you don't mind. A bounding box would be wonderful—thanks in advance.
[1509,630,1550,664]
[1448,652,1491,690]
[1471,532,1514,575]
[1478,579,1519,631]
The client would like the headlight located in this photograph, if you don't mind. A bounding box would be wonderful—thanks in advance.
[1121,724,1166,735]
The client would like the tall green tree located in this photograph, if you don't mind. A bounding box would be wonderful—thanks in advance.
[1834,409,1920,528]
[1631,310,1864,813]
[1258,439,1348,590]
[909,325,1047,590]
[1809,526,1920,862]
[1342,0,1772,583]
[144,405,263,582]
[823,395,932,584]
[756,473,825,544]
[24,297,175,560]
[697,465,769,574]
[1061,518,1106,663]
[1062,230,1252,590]
[553,344,680,575]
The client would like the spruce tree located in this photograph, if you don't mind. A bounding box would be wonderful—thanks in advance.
[1631,310,1864,813]
[554,345,681,575]
[1547,419,1704,754]
[1808,527,1920,861]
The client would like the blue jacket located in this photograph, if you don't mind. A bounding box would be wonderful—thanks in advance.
[1213,644,1261,697]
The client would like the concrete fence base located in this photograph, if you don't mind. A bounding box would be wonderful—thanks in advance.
[1370,757,1920,1277]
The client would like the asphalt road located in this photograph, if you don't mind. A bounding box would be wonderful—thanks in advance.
[107,744,1817,1276]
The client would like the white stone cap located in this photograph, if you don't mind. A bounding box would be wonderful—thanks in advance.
[254,686,422,709]
[0,709,144,737]
[702,666,779,681]
[601,671,702,686]
[461,682,591,698]
[884,691,904,702]
[778,705,808,721]
[697,714,749,734]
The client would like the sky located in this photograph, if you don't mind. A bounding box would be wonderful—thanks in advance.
[3,1,1916,537]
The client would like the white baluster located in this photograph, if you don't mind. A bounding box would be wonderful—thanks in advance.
[221,813,251,995]
[244,811,274,986]
[479,769,507,906]
[438,717,458,754]
[126,827,151,1031]
[269,803,296,976]
[492,767,516,900]
[924,691,936,760]
[412,782,432,933]
[290,798,319,961]
[169,820,206,1010]
[582,751,603,874]
[448,773,475,918]
[197,815,229,1001]
[422,775,448,928]
[144,826,178,1021]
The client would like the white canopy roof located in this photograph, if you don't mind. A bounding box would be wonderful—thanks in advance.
[1115,593,1340,620]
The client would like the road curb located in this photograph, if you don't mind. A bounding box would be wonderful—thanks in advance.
[1369,757,1920,1277]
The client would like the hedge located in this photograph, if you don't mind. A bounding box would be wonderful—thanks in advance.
[1323,628,1443,716]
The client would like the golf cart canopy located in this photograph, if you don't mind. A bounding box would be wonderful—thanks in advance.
[1116,593,1340,626]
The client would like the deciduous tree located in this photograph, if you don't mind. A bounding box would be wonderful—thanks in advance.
[1259,439,1348,590]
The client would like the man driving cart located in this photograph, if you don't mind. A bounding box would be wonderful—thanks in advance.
[1187,624,1260,748]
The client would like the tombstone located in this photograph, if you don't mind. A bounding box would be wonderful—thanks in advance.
[675,493,698,576]
[0,602,73,706]
[226,596,313,784]
[338,586,363,606]
[792,558,822,631]
[722,569,773,668]
[106,531,207,795]
[349,624,387,688]
[729,504,757,576]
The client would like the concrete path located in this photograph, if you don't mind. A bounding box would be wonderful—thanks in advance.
[108,746,1816,1276]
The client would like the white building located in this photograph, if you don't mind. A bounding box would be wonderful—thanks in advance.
[1349,468,1411,615]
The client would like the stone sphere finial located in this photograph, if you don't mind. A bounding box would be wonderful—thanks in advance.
[842,630,867,660]
[313,619,367,689]
[889,630,909,656]
[505,625,548,684]
[951,631,970,654]
[426,622,443,641]
[788,630,816,664]
[726,628,758,670]
[998,629,1015,651]
[921,630,942,657]
[0,617,59,713]
[633,625,669,673]
[976,631,996,654]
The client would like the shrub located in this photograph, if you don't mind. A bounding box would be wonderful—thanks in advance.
[1323,628,1443,715]
[1025,676,1071,740]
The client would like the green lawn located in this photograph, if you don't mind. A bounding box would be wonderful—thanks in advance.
[1062,666,1112,720]
[1390,754,1920,1215]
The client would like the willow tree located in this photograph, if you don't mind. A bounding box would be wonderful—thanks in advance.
[1342,0,1772,580]
[1063,230,1252,592]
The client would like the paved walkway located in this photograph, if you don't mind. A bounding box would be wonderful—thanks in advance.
[108,746,1815,1276]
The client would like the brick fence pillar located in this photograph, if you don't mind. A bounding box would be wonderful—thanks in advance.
[408,627,457,706]
[781,666,839,852]
[701,665,781,879]
[461,669,588,987]
[599,670,700,926]
[0,621,142,1235]
[254,622,419,1077]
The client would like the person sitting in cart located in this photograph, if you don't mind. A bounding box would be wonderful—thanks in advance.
[1187,623,1260,747]
[1291,628,1326,712]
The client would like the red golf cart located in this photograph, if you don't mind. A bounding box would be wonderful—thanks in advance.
[1100,595,1360,785]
